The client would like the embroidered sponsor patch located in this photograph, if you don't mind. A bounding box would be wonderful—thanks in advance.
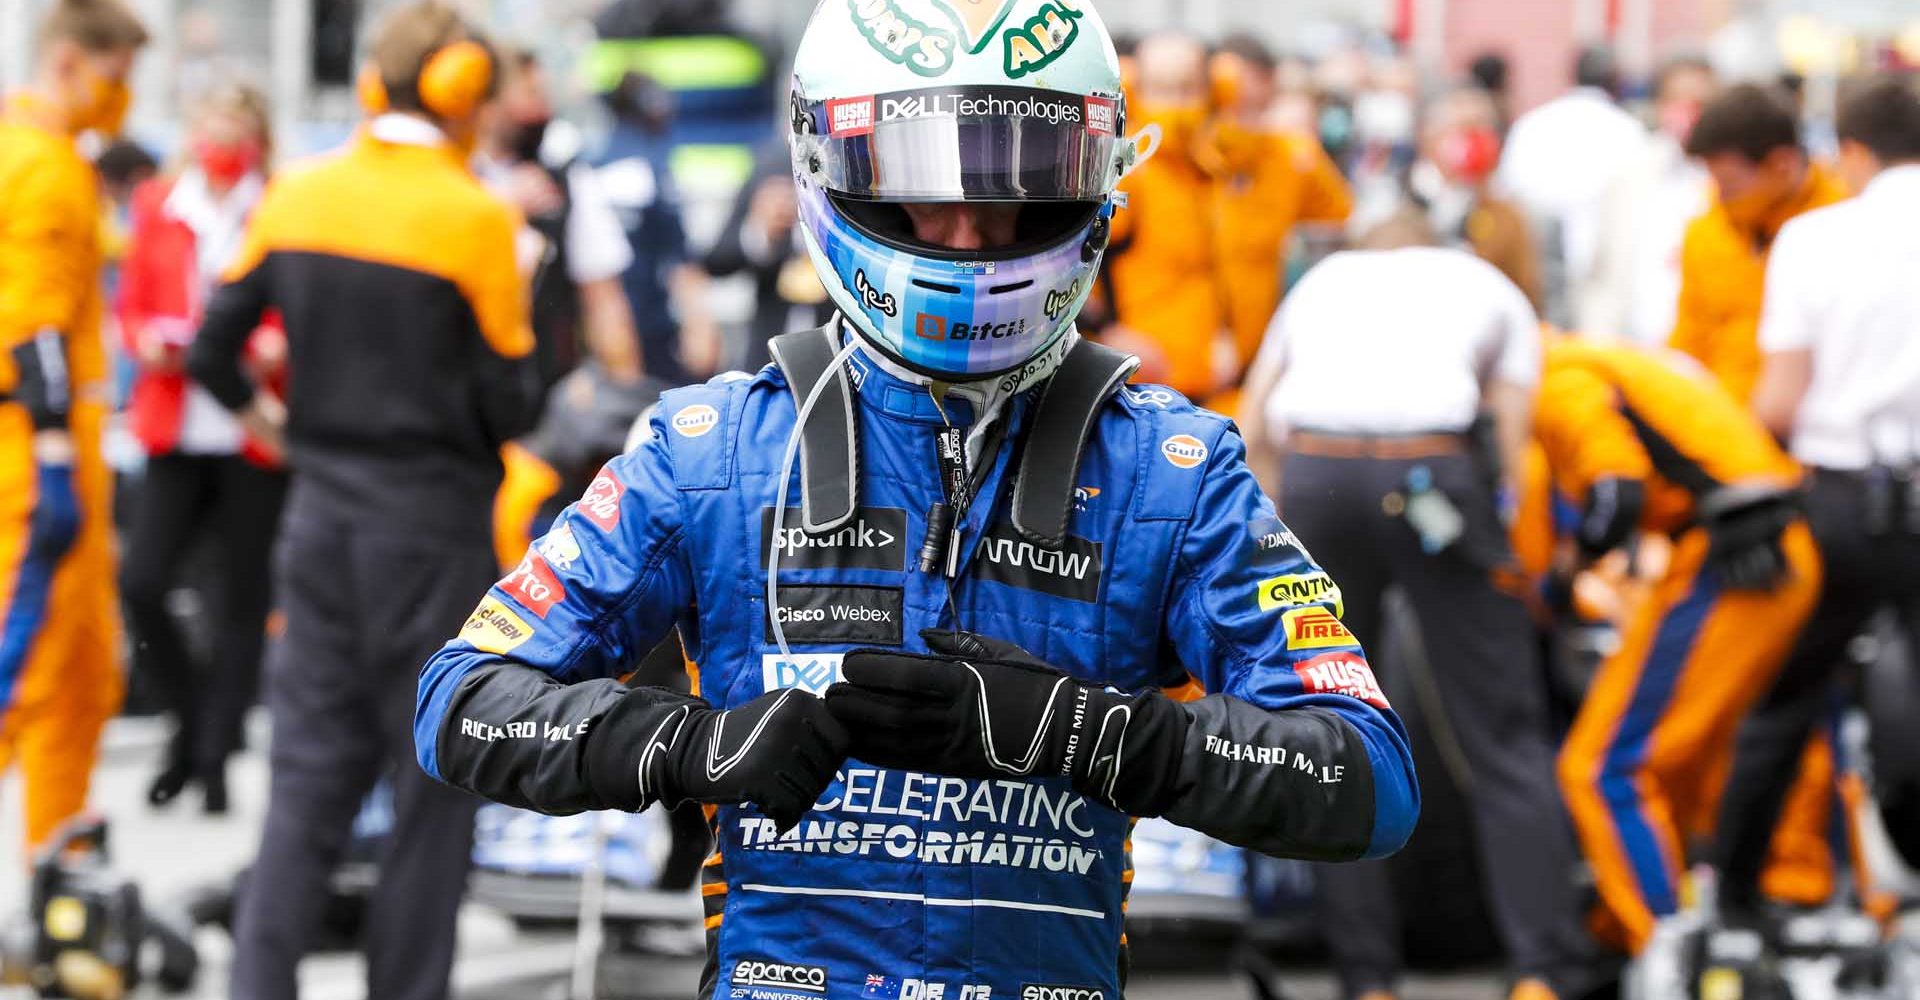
[461,596,534,655]
[977,523,1101,603]
[672,403,720,438]
[1281,606,1357,650]
[1161,434,1208,469]
[501,552,566,618]
[1294,652,1390,710]
[1255,572,1343,615]
[761,653,847,696]
[766,586,904,645]
[578,468,625,532]
[761,507,908,570]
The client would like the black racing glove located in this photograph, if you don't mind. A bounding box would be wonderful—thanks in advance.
[1576,477,1645,558]
[10,332,71,432]
[1701,491,1799,592]
[826,630,1190,816]
[585,687,849,832]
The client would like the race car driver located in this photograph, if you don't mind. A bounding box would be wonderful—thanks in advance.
[416,3,1419,998]
[1541,336,1822,989]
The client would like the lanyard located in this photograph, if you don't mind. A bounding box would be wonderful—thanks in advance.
[918,423,970,577]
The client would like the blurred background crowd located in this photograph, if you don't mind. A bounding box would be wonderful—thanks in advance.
[5,0,1920,998]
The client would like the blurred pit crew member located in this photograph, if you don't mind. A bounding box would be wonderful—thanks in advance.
[1202,33,1352,374]
[1243,212,1593,1000]
[118,82,288,815]
[186,5,539,998]
[415,3,1419,999]
[1409,86,1542,306]
[1668,84,1847,404]
[1587,56,1717,346]
[0,0,147,854]
[476,46,643,392]
[1716,74,1920,932]
[1544,336,1824,993]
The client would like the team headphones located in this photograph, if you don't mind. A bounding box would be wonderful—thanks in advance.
[356,38,494,120]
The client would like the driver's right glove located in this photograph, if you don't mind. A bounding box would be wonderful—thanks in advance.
[585,687,849,832]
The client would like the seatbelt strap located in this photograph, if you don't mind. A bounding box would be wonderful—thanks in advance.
[1012,339,1140,549]
[768,321,859,534]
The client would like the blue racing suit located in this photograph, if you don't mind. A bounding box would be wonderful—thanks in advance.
[417,340,1418,1000]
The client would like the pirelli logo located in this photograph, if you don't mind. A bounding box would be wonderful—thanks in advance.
[1256,572,1343,615]
[1281,606,1356,651]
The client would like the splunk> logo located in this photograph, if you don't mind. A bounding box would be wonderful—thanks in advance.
[854,268,898,317]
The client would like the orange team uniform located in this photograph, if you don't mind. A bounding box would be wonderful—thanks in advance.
[1205,128,1352,367]
[1668,165,1848,403]
[1543,339,1833,951]
[1107,128,1349,401]
[0,94,125,851]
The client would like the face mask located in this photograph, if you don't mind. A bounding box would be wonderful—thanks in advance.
[1434,126,1500,184]
[1134,102,1208,162]
[504,117,551,165]
[197,139,262,187]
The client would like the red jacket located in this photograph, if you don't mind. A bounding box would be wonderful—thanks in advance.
[117,174,285,467]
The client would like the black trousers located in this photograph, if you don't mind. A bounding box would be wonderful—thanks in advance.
[1715,469,1920,918]
[1281,451,1593,998]
[121,453,288,775]
[230,497,497,1000]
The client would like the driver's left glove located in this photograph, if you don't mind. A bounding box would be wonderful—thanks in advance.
[826,629,1189,816]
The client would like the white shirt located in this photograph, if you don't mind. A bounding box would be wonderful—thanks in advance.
[1496,88,1650,300]
[1252,248,1540,440]
[164,167,266,455]
[1583,134,1712,344]
[1759,165,1920,470]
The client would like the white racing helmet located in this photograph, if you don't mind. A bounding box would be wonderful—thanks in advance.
[788,0,1147,382]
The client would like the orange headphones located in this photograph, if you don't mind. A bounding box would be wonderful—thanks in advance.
[356,38,494,120]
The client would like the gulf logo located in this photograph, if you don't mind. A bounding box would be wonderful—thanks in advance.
[1162,434,1209,470]
[673,404,720,438]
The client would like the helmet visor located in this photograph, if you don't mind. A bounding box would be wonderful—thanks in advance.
[796,85,1126,202]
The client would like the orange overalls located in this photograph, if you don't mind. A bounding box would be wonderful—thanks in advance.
[1204,127,1352,368]
[1668,165,1848,403]
[1107,126,1349,402]
[1542,339,1831,952]
[0,95,125,852]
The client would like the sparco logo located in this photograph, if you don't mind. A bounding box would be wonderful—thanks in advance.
[855,268,898,317]
[760,507,908,570]
[1021,986,1104,1000]
[732,960,827,994]
[978,524,1101,603]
